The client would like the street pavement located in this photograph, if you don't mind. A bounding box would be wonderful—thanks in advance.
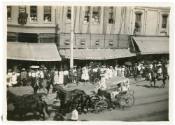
[7,77,169,121]
[79,78,169,121]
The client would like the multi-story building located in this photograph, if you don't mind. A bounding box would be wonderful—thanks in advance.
[7,6,170,68]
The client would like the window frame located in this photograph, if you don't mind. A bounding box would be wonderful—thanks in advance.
[66,6,71,23]
[43,6,52,23]
[161,14,168,29]
[83,6,91,24]
[134,12,143,33]
[108,7,115,24]
[29,6,38,23]
[91,6,101,24]
[7,6,12,21]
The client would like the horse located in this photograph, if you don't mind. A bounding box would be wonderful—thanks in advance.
[31,77,40,94]
[7,90,49,120]
[52,85,88,114]
[97,89,115,109]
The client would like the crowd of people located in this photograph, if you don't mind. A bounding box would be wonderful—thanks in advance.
[6,59,169,88]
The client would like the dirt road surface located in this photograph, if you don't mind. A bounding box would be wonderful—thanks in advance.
[7,78,169,121]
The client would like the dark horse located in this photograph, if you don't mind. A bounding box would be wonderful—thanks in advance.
[31,77,53,94]
[52,85,88,114]
[31,77,40,94]
[7,90,49,120]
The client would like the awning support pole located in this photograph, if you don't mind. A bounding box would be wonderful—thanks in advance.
[70,6,74,69]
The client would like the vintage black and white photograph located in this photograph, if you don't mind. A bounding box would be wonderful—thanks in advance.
[6,5,170,121]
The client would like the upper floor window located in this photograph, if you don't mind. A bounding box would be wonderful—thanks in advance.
[30,6,37,22]
[134,12,142,33]
[92,7,101,24]
[84,6,90,23]
[108,7,115,24]
[44,6,51,22]
[7,6,12,20]
[19,6,26,13]
[162,14,168,29]
[66,7,71,22]
[18,6,28,25]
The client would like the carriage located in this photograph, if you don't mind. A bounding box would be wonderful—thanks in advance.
[50,76,135,116]
[88,76,135,113]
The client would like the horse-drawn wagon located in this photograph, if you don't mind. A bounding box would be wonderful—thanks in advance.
[87,76,135,113]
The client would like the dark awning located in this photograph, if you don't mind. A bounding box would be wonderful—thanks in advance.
[7,42,61,61]
[59,49,135,60]
[132,36,169,54]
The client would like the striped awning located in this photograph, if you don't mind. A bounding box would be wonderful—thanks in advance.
[7,42,61,61]
[59,49,135,60]
[132,36,169,54]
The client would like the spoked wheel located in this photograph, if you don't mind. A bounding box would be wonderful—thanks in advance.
[125,94,135,107]
[94,100,108,113]
[127,89,134,95]
[94,78,100,84]
[119,94,135,108]
[90,95,100,103]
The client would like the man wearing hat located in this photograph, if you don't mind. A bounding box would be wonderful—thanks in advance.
[20,68,28,86]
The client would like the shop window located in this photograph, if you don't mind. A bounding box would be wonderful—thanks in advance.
[7,6,12,20]
[18,33,38,43]
[39,33,55,43]
[92,7,100,24]
[134,12,142,33]
[66,7,71,22]
[162,14,168,29]
[7,32,17,42]
[30,6,37,22]
[84,6,90,23]
[44,6,51,22]
[18,6,28,25]
[108,7,115,24]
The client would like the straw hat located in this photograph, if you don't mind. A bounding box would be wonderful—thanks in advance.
[22,68,26,71]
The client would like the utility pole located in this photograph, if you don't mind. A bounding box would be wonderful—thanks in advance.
[70,6,74,69]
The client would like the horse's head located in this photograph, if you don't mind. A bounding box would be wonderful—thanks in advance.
[7,90,17,103]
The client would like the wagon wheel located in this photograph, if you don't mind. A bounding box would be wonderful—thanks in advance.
[127,89,134,95]
[90,95,100,103]
[94,78,100,84]
[119,94,135,108]
[125,94,135,107]
[94,100,108,113]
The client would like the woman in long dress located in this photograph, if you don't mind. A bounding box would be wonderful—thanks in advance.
[58,70,64,86]
[81,66,89,82]
[53,71,59,85]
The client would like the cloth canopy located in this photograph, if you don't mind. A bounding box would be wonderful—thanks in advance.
[7,42,61,61]
[59,49,135,60]
[132,36,169,54]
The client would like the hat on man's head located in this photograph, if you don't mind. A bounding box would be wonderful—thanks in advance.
[8,69,12,72]
[22,68,26,71]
